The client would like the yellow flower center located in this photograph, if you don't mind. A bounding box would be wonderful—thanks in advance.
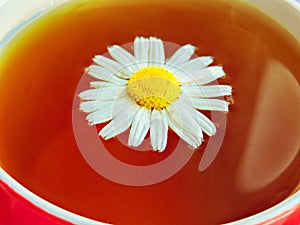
[127,66,181,110]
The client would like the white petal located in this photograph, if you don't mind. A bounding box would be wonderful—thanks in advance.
[150,109,168,152]
[134,37,149,68]
[190,98,230,111]
[90,81,109,88]
[194,110,217,136]
[85,94,132,125]
[149,37,165,66]
[128,107,151,147]
[171,70,191,83]
[90,81,127,90]
[166,101,203,148]
[165,44,196,69]
[93,55,131,79]
[111,95,135,118]
[108,45,139,73]
[87,65,127,84]
[79,89,99,101]
[166,112,200,149]
[174,93,217,136]
[78,85,125,101]
[181,85,232,98]
[86,103,114,125]
[179,56,213,71]
[175,96,204,142]
[178,66,225,84]
[99,100,139,139]
[80,100,113,113]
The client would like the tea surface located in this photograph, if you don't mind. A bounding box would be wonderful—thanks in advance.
[0,0,300,224]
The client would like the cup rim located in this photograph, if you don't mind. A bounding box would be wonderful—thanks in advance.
[1,167,300,225]
[0,0,299,224]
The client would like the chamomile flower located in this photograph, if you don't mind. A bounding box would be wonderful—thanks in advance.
[79,37,232,152]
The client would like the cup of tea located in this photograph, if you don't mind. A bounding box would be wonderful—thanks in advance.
[0,0,299,224]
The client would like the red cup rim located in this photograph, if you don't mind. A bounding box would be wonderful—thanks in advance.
[1,167,299,225]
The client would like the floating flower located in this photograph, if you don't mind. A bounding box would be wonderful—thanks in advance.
[79,37,232,152]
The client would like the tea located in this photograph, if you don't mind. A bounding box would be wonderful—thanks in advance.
[0,0,299,224]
